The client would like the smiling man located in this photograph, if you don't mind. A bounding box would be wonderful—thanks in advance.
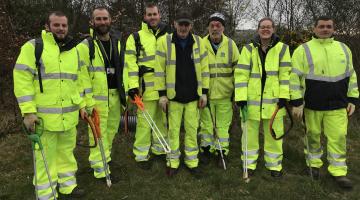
[199,13,239,168]
[290,16,359,189]
[125,2,171,170]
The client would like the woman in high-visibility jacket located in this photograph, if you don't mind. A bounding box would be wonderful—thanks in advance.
[234,17,291,178]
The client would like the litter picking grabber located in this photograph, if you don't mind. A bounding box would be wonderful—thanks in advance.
[206,102,226,170]
[86,109,112,187]
[23,118,57,200]
[132,95,171,153]
[240,107,250,183]
[269,105,294,140]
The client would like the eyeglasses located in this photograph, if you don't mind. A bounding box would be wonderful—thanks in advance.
[259,26,273,30]
[317,25,333,29]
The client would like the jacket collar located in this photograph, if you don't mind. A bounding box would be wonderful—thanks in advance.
[312,36,334,44]
[252,33,280,48]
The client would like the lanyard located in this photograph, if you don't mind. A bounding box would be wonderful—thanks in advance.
[97,37,113,68]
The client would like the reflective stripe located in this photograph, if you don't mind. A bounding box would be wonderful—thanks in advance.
[307,153,322,159]
[80,93,84,97]
[125,50,136,55]
[167,83,175,88]
[265,160,282,167]
[217,137,229,142]
[136,155,150,161]
[339,43,350,73]
[303,43,315,74]
[264,151,282,159]
[267,71,278,76]
[279,62,291,67]
[155,72,165,77]
[166,60,176,65]
[14,63,36,75]
[292,68,303,76]
[145,82,154,87]
[201,141,214,146]
[200,52,208,61]
[134,145,150,152]
[36,181,57,190]
[200,133,213,139]
[244,159,257,165]
[81,39,89,47]
[228,38,233,67]
[38,192,55,200]
[236,64,251,70]
[244,44,252,52]
[184,155,197,161]
[349,83,358,90]
[243,149,259,156]
[84,88,93,94]
[94,95,108,101]
[152,145,165,153]
[329,160,347,167]
[235,82,248,88]
[58,171,76,178]
[59,179,77,188]
[209,63,233,68]
[94,167,105,173]
[210,72,232,78]
[262,98,279,104]
[17,95,34,103]
[202,72,210,77]
[193,58,201,64]
[129,72,139,76]
[279,43,288,61]
[250,73,261,78]
[198,81,202,87]
[184,146,198,152]
[89,160,102,166]
[89,66,105,72]
[156,50,166,57]
[280,80,290,85]
[36,73,77,80]
[37,105,78,114]
[169,149,181,159]
[328,152,346,160]
[248,100,261,106]
[290,84,301,90]
[138,55,155,62]
[306,72,350,82]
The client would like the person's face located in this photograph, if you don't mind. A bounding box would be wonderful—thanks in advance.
[313,20,334,39]
[46,15,68,41]
[144,7,161,28]
[174,21,192,39]
[91,9,111,35]
[257,20,274,40]
[208,21,224,42]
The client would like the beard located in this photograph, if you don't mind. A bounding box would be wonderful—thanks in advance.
[94,24,111,35]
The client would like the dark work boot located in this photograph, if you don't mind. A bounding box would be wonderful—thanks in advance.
[166,167,179,177]
[270,170,283,178]
[136,161,152,170]
[301,167,320,180]
[200,146,212,165]
[332,176,353,190]
[59,186,85,199]
[187,167,204,179]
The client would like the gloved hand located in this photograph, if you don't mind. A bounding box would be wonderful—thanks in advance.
[347,103,356,116]
[277,98,287,109]
[236,101,247,109]
[79,107,87,120]
[23,113,38,132]
[128,88,139,100]
[292,104,304,119]
[198,94,207,108]
[159,96,169,112]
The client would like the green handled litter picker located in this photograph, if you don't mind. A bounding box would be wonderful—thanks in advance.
[23,118,57,200]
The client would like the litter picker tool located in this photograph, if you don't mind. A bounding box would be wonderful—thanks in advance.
[269,105,294,140]
[240,107,250,183]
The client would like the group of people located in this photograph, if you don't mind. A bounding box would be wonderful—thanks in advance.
[13,2,358,199]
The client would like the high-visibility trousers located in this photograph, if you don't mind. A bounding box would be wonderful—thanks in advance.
[199,98,232,155]
[241,118,284,171]
[88,89,122,178]
[34,127,78,199]
[133,100,167,161]
[167,101,199,169]
[304,108,348,176]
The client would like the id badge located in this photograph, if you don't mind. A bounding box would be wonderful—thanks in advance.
[106,68,115,74]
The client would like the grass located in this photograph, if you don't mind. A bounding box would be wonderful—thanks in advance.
[1,112,360,200]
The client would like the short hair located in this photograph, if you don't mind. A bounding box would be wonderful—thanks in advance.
[144,2,159,15]
[91,6,110,19]
[314,16,334,27]
[257,17,275,29]
[46,11,67,25]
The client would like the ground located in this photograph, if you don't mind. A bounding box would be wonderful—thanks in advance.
[1,113,360,200]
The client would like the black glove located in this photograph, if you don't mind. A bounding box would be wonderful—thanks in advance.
[236,101,247,109]
[277,98,287,109]
[128,88,139,100]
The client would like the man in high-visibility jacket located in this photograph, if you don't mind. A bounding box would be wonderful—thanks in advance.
[199,13,239,168]
[155,10,209,178]
[235,17,291,178]
[77,6,127,182]
[126,3,170,170]
[14,11,90,199]
[290,16,358,189]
